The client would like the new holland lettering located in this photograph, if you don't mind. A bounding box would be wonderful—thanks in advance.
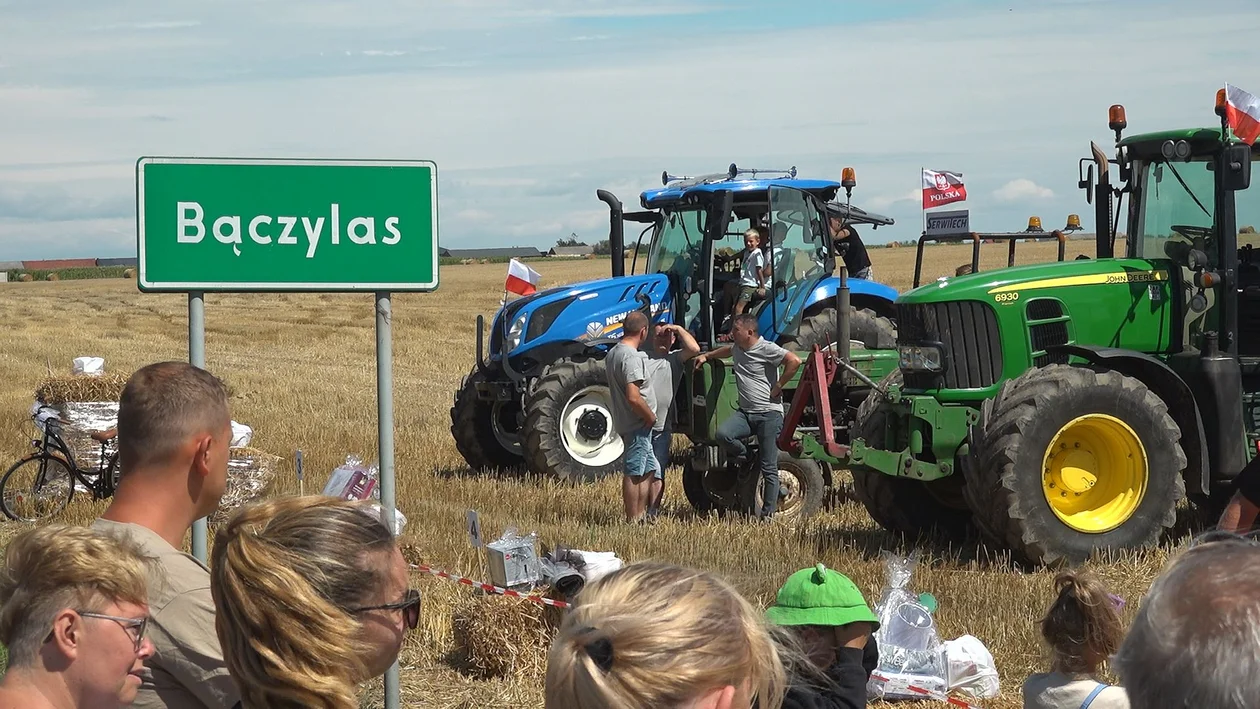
[175,201,403,258]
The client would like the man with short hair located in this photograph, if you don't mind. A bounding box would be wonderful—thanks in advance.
[606,311,659,523]
[644,322,701,518]
[92,361,240,709]
[827,209,873,281]
[693,314,802,519]
[0,524,158,709]
[1112,539,1260,709]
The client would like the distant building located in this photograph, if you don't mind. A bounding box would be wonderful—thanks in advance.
[0,261,23,271]
[548,245,595,258]
[96,257,138,268]
[22,258,97,270]
[439,247,543,259]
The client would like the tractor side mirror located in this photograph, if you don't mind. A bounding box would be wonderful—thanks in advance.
[1224,143,1252,191]
[1079,164,1095,205]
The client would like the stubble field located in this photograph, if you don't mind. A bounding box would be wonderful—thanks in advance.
[0,238,1188,709]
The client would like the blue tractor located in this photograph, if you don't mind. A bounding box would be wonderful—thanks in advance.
[450,165,900,495]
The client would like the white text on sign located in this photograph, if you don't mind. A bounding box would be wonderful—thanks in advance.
[176,201,402,257]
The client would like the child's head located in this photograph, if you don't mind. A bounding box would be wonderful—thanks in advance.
[766,564,879,671]
[744,228,764,251]
[545,561,789,709]
[954,262,974,276]
[1040,571,1124,675]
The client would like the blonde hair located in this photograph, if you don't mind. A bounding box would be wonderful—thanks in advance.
[744,227,766,248]
[1040,571,1123,674]
[210,496,396,709]
[545,561,789,709]
[0,524,153,666]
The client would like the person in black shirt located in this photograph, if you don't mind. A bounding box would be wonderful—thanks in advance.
[826,209,874,281]
[1218,454,1260,534]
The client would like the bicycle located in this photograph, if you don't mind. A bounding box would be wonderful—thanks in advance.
[0,407,120,522]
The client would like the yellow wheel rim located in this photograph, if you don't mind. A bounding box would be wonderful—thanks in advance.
[1041,414,1148,533]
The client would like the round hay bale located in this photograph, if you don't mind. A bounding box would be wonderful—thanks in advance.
[19,273,32,282]
[584,253,596,260]
[1242,225,1257,235]
[451,592,562,680]
[123,268,136,279]
[46,273,60,281]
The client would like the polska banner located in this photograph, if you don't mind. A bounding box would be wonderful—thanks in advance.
[922,169,967,209]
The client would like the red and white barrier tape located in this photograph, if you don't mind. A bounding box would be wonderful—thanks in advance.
[410,563,572,609]
[870,671,981,709]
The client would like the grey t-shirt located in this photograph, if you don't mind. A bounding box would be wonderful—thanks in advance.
[733,337,790,413]
[644,351,686,432]
[606,342,652,435]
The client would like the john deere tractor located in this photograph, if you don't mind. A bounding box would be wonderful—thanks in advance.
[451,165,900,486]
[837,97,1258,566]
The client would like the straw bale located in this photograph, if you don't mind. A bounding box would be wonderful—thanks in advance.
[123,268,136,279]
[19,274,32,282]
[450,592,563,680]
[35,373,129,406]
[209,446,282,524]
[47,273,60,281]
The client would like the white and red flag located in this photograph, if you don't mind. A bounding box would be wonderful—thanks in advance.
[1224,83,1260,145]
[505,258,541,296]
[922,169,967,209]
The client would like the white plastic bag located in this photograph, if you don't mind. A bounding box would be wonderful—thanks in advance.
[868,551,948,701]
[73,357,105,376]
[229,421,253,448]
[944,635,1000,699]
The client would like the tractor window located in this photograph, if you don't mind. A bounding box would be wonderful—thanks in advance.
[767,186,830,339]
[648,208,704,277]
[1135,160,1217,263]
[1236,175,1260,250]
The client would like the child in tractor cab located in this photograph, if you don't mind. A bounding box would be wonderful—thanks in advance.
[735,226,769,316]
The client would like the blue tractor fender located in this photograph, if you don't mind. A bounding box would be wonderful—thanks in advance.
[804,276,899,320]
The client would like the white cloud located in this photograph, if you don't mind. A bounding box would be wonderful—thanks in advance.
[993,179,1055,203]
[867,190,922,210]
[93,20,202,31]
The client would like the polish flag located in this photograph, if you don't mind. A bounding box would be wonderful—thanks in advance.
[922,169,967,209]
[1225,83,1260,146]
[505,258,541,296]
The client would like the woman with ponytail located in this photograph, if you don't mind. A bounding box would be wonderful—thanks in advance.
[545,561,790,709]
[210,496,419,709]
[1022,571,1129,709]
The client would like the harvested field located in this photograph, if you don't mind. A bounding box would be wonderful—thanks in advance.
[0,239,1194,709]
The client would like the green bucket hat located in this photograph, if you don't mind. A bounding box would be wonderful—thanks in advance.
[765,563,880,630]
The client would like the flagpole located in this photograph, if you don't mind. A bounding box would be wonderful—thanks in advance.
[920,165,926,236]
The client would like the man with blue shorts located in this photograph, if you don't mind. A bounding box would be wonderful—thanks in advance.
[644,322,701,519]
[606,310,659,523]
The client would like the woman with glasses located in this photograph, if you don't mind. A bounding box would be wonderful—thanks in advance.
[210,496,419,709]
[0,524,157,708]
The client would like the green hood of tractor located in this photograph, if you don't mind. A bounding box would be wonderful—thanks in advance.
[895,257,1179,400]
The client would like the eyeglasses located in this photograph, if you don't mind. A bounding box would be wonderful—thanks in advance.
[348,589,421,630]
[77,612,148,653]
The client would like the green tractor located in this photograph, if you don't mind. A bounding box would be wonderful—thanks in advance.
[831,98,1258,566]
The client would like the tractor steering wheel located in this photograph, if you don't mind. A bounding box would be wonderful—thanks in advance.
[1170,224,1214,241]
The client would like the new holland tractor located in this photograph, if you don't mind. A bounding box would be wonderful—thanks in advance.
[450,165,900,490]
[822,97,1260,566]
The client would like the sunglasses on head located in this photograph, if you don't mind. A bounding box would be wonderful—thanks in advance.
[348,589,421,630]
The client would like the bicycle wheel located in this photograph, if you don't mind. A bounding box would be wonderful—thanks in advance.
[0,455,75,522]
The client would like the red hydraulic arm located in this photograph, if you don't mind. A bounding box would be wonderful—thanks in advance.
[777,345,850,459]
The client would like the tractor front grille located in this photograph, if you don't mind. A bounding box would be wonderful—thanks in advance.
[897,301,1003,390]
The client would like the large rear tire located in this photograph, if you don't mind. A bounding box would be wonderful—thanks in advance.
[523,357,624,482]
[450,368,525,472]
[849,370,973,540]
[682,459,739,515]
[778,306,897,351]
[963,365,1186,567]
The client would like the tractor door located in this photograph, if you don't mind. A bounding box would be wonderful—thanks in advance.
[761,185,833,341]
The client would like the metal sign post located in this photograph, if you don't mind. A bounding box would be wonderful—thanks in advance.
[137,156,438,709]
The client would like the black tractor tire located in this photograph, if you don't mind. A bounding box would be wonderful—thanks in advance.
[682,459,740,516]
[963,365,1186,567]
[523,357,623,482]
[450,368,525,472]
[778,306,898,352]
[849,370,974,540]
[740,452,827,522]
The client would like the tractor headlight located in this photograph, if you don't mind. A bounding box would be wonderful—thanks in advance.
[899,345,944,372]
[505,314,527,352]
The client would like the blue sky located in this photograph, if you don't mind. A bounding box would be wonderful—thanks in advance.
[2,0,1259,259]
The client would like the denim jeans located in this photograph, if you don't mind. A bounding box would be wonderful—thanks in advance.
[716,409,785,517]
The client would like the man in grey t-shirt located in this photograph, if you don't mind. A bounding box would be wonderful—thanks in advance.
[605,310,659,523]
[693,314,802,518]
[643,322,701,518]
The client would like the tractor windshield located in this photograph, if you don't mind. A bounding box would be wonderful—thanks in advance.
[1133,159,1217,263]
[649,207,706,330]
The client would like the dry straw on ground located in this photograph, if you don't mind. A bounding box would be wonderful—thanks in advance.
[0,241,1197,708]
[452,594,563,680]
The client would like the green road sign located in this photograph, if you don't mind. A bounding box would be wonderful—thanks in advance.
[137,157,438,292]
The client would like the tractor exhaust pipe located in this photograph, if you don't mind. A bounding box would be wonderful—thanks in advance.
[597,189,626,278]
[836,265,851,365]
